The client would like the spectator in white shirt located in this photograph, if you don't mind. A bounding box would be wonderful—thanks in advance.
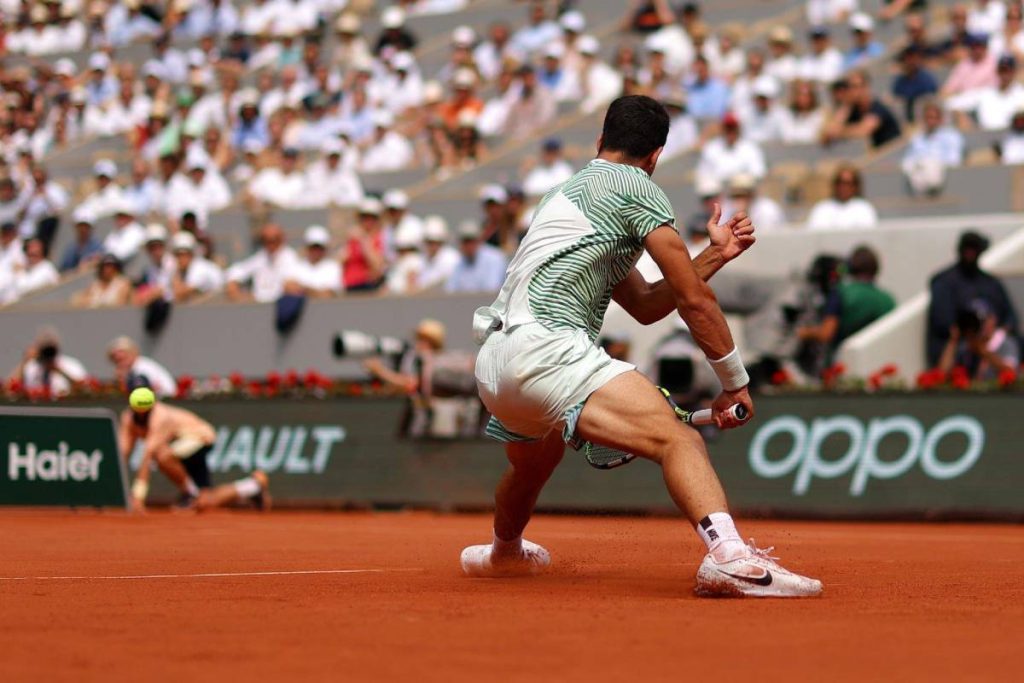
[779,80,827,144]
[742,77,788,144]
[968,0,1007,37]
[284,225,342,297]
[248,148,308,208]
[800,27,844,84]
[226,223,300,302]
[419,216,462,291]
[103,200,147,262]
[806,0,857,26]
[304,139,364,208]
[333,13,373,69]
[477,69,519,136]
[134,224,175,304]
[578,36,623,115]
[385,224,427,294]
[446,221,508,293]
[975,55,1024,130]
[522,138,575,196]
[81,159,127,219]
[7,329,88,396]
[384,52,425,115]
[643,6,695,75]
[19,165,68,249]
[766,26,800,83]
[724,174,787,232]
[359,110,415,173]
[9,237,59,301]
[0,178,25,231]
[169,231,223,303]
[708,25,746,81]
[107,336,176,398]
[999,109,1024,163]
[807,164,879,230]
[661,94,699,160]
[383,190,424,256]
[697,113,768,186]
[0,221,26,277]
[902,101,965,195]
[537,43,581,103]
[166,153,233,223]
[730,49,770,123]
[474,22,513,81]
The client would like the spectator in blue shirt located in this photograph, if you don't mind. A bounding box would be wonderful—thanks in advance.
[60,210,104,272]
[685,56,732,121]
[892,46,939,121]
[230,96,269,150]
[844,13,885,72]
[903,100,965,168]
[446,222,508,293]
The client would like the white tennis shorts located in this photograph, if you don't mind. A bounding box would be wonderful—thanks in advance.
[475,321,635,443]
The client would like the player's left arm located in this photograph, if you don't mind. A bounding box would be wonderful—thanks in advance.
[613,204,755,324]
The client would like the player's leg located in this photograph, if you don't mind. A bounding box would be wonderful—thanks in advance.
[577,371,821,597]
[195,470,270,511]
[152,445,198,498]
[461,432,563,577]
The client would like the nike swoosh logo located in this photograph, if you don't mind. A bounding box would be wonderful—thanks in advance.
[720,569,773,586]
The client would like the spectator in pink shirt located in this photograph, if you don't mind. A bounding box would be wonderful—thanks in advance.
[942,34,999,113]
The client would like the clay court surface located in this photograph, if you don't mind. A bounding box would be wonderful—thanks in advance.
[1,511,1021,682]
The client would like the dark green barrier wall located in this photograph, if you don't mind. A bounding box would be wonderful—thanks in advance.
[1,407,128,508]
[85,394,1022,519]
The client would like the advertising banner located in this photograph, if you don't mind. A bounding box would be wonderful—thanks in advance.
[43,394,1024,519]
[0,407,129,508]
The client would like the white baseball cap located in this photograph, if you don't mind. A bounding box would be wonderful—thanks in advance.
[452,25,476,47]
[336,13,360,33]
[394,223,423,250]
[423,80,444,103]
[694,173,723,197]
[544,43,566,59]
[358,197,383,216]
[422,215,449,242]
[391,51,416,71]
[452,67,477,89]
[383,189,409,209]
[849,12,874,32]
[72,206,96,224]
[372,109,395,128]
[170,231,197,252]
[321,137,345,155]
[304,225,330,246]
[381,6,405,29]
[478,184,508,204]
[144,223,168,244]
[560,11,585,33]
[88,52,110,71]
[752,75,780,99]
[577,35,600,56]
[93,158,117,177]
[54,59,77,77]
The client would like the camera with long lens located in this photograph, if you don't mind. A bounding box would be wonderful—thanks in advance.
[38,343,59,363]
[333,330,409,359]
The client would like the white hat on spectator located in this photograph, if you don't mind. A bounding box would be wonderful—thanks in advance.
[381,6,405,29]
[695,173,722,197]
[70,88,87,105]
[457,221,482,240]
[358,197,383,216]
[768,25,793,44]
[142,60,165,79]
[238,88,260,108]
[577,35,600,56]
[170,231,197,253]
[392,51,416,72]
[29,4,48,22]
[174,0,196,11]
[242,139,265,155]
[114,197,136,216]
[145,224,168,244]
[560,11,586,34]
[423,215,449,242]
[88,52,110,71]
[728,173,758,194]
[372,109,395,128]
[452,25,476,47]
[352,55,375,74]
[187,48,207,68]
[73,206,96,224]
[456,110,479,129]
[189,68,213,88]
[336,13,360,33]
[452,68,477,89]
[544,43,566,60]
[383,190,409,210]
[394,223,423,250]
[93,158,117,177]
[304,225,330,247]
[752,75,780,99]
[423,80,444,104]
[321,138,345,155]
[185,148,208,171]
[54,59,77,77]
[478,184,508,204]
[849,12,874,33]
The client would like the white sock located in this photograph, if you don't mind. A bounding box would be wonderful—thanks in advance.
[184,479,200,497]
[233,476,261,498]
[492,530,523,557]
[696,512,747,561]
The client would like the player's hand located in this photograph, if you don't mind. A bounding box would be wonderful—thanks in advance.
[706,203,756,262]
[23,344,38,362]
[712,386,754,430]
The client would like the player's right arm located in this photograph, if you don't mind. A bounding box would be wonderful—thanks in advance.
[644,225,753,427]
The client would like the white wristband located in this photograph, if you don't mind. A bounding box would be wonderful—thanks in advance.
[708,347,749,392]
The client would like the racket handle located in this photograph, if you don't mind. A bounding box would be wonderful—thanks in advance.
[689,404,750,426]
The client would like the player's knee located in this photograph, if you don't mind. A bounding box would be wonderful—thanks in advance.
[638,423,704,465]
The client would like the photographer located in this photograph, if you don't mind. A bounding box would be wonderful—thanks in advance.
[7,329,88,396]
[939,303,1021,381]
[362,319,447,397]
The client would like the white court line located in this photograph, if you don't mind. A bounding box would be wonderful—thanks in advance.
[0,568,422,582]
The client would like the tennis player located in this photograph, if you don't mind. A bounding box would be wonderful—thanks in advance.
[462,96,821,597]
[118,382,270,513]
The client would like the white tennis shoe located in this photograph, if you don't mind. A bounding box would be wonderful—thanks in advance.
[460,539,551,578]
[695,540,822,598]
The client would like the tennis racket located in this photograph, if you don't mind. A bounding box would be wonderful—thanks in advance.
[584,387,749,470]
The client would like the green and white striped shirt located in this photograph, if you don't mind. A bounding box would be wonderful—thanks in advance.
[484,159,675,341]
